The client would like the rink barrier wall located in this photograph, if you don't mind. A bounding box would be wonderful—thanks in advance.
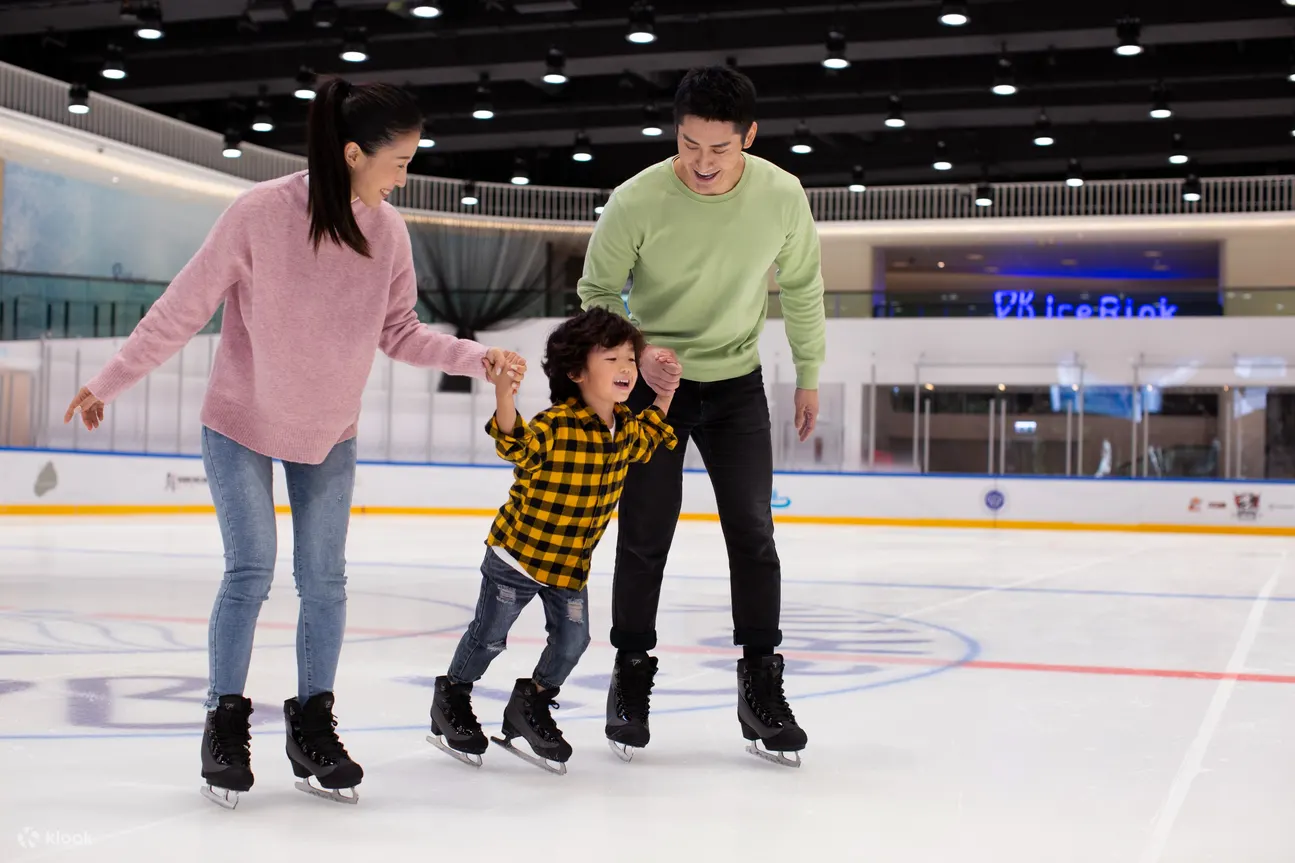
[3,449,1295,536]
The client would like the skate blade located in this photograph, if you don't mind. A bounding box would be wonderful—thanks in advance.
[607,739,636,763]
[746,740,802,768]
[200,785,241,809]
[426,734,483,768]
[294,775,360,804]
[490,735,568,776]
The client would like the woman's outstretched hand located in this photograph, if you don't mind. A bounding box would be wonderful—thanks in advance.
[64,386,104,431]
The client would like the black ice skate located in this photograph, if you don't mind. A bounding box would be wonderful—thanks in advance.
[737,655,807,768]
[284,692,363,803]
[200,694,254,809]
[605,651,657,762]
[427,676,488,767]
[490,678,572,775]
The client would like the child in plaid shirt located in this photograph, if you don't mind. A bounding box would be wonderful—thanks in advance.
[426,307,678,773]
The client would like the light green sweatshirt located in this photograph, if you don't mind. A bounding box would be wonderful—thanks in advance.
[576,154,826,390]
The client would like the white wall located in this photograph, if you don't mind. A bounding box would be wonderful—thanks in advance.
[3,448,1293,537]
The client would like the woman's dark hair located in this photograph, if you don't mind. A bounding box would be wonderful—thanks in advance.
[673,65,757,138]
[542,307,646,403]
[307,77,423,257]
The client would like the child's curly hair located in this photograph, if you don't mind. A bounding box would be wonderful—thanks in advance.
[542,307,646,403]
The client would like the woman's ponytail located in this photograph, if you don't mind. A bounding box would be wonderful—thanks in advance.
[307,77,369,257]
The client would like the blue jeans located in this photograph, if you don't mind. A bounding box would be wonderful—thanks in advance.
[448,550,592,690]
[201,426,356,710]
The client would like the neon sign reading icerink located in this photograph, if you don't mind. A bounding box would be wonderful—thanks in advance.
[994,290,1179,319]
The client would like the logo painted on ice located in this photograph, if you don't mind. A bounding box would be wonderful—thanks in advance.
[771,488,791,508]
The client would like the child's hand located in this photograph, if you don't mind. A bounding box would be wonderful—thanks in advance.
[642,346,681,395]
[485,348,526,395]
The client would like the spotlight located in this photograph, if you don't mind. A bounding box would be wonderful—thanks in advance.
[312,0,339,28]
[1149,87,1172,119]
[67,83,90,115]
[1116,18,1143,56]
[251,103,274,133]
[572,132,593,162]
[1169,133,1188,165]
[294,67,318,100]
[975,183,994,207]
[410,3,442,18]
[543,48,568,85]
[134,4,163,39]
[822,31,849,70]
[626,5,657,44]
[1182,174,1202,202]
[418,128,435,148]
[992,52,1017,96]
[461,181,479,206]
[222,129,243,159]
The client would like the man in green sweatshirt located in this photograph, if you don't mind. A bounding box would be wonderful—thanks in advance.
[578,65,825,767]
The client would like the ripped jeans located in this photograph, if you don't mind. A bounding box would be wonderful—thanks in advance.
[447,549,591,690]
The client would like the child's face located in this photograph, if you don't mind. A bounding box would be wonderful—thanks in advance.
[574,341,638,405]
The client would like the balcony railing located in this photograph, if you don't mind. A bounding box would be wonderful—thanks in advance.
[4,60,1294,224]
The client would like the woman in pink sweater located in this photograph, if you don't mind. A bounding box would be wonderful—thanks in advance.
[63,77,524,809]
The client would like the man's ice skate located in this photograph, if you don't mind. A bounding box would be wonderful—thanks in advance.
[426,675,488,767]
[605,651,657,762]
[490,678,572,775]
[737,654,807,768]
[284,692,363,803]
[200,694,254,809]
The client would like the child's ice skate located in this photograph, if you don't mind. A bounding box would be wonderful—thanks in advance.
[490,678,572,775]
[427,676,488,767]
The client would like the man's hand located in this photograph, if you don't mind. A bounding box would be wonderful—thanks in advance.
[484,348,527,394]
[64,386,104,431]
[794,388,818,442]
[641,345,681,395]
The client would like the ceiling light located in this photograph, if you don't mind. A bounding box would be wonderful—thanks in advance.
[1033,112,1055,146]
[822,31,849,70]
[410,3,442,17]
[251,104,274,133]
[975,183,994,207]
[1169,133,1188,165]
[992,52,1017,96]
[641,104,664,136]
[1149,87,1172,119]
[1066,158,1085,188]
[848,165,866,193]
[933,141,952,171]
[134,4,163,39]
[790,123,813,155]
[543,48,568,85]
[294,67,317,100]
[100,46,127,80]
[1115,18,1143,56]
[1182,174,1202,203]
[473,73,494,119]
[67,83,90,114]
[939,1,969,26]
[626,5,657,44]
[340,32,368,62]
[511,158,530,186]
[222,129,243,159]
[572,132,593,162]
[312,0,339,28]
[461,181,479,206]
[885,94,906,128]
[418,129,435,148]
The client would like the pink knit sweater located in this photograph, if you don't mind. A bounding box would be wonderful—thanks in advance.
[86,171,489,465]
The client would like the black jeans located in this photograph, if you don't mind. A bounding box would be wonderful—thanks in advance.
[611,367,782,652]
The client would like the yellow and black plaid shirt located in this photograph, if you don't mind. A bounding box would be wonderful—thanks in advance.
[485,398,677,590]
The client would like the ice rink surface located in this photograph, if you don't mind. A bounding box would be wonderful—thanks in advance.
[2,514,1294,862]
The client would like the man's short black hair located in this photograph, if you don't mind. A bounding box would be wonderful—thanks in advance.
[673,65,757,138]
[542,307,646,404]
